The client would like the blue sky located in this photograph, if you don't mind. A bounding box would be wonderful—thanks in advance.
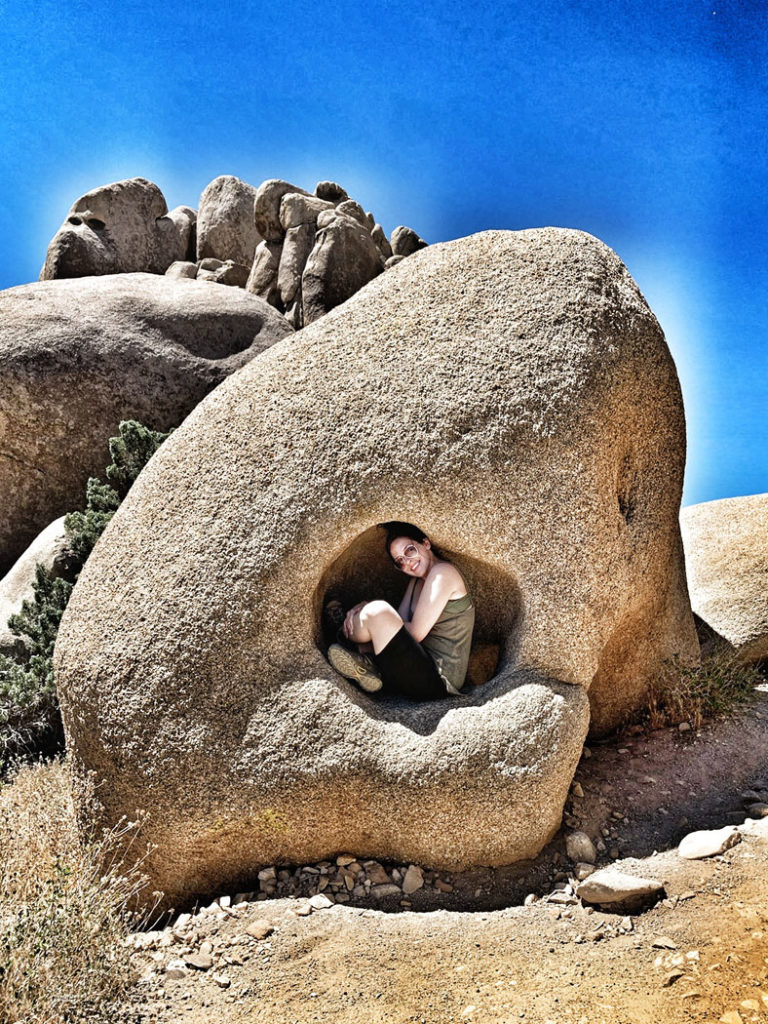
[1,0,765,506]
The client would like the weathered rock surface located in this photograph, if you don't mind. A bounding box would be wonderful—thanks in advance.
[253,180,312,242]
[165,260,198,280]
[246,240,283,306]
[0,274,292,572]
[40,178,195,279]
[391,225,427,257]
[0,517,74,658]
[315,181,349,203]
[680,493,768,663]
[249,179,424,325]
[277,223,315,308]
[196,175,261,268]
[56,228,694,908]
[301,210,384,324]
[279,193,334,231]
[39,174,427,330]
[372,224,393,260]
[196,259,250,287]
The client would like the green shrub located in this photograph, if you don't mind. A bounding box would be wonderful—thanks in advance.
[0,568,73,763]
[0,421,170,770]
[65,420,169,564]
[647,650,763,730]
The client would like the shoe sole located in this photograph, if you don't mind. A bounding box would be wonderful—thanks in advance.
[327,644,383,693]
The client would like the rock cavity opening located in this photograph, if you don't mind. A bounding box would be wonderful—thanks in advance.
[313,525,522,689]
[617,451,639,525]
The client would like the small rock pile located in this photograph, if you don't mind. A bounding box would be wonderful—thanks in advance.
[127,892,295,992]
[244,854,449,906]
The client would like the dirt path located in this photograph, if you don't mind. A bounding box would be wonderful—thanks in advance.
[122,687,768,1024]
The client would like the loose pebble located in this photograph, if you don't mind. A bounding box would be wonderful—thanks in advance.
[246,920,274,940]
[184,952,213,970]
[402,865,425,895]
[678,826,740,860]
[566,831,596,865]
[308,894,334,910]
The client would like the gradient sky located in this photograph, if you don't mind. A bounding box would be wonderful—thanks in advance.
[1,0,765,506]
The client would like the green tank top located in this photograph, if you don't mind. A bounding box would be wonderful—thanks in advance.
[408,583,475,695]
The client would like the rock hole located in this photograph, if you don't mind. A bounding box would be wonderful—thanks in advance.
[87,217,106,231]
[67,216,82,226]
[313,525,522,689]
[616,452,638,524]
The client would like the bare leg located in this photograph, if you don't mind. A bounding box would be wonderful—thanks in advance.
[349,600,403,655]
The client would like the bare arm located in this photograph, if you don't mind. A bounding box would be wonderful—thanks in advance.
[404,565,461,643]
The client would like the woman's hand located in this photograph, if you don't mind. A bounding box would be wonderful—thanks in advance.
[343,602,368,641]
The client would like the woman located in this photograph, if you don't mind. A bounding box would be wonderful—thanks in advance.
[327,522,475,700]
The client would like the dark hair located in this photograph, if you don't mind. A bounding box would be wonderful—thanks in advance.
[378,521,431,561]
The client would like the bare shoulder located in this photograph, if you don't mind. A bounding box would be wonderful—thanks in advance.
[427,560,468,598]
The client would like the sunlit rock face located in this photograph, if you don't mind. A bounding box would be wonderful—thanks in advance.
[55,229,696,909]
[40,177,195,279]
[681,493,768,663]
[196,175,261,268]
[0,273,292,572]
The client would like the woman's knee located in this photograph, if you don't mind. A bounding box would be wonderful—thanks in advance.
[360,600,400,625]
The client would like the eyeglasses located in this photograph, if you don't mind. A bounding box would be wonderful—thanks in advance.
[392,543,419,570]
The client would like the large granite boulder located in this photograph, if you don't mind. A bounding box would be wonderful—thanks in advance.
[55,229,696,909]
[301,208,384,325]
[40,178,195,280]
[0,274,292,573]
[196,175,261,268]
[681,494,768,662]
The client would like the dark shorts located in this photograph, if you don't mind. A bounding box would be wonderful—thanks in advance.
[373,626,447,702]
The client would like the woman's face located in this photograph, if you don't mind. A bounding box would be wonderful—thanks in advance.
[389,536,432,577]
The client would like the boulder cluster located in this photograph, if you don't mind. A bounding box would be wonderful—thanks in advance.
[41,174,427,330]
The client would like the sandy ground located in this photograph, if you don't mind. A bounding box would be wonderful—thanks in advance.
[121,685,768,1024]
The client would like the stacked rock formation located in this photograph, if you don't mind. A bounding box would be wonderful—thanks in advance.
[40,175,427,329]
[0,274,292,573]
[55,228,697,909]
[681,493,768,663]
[246,178,423,328]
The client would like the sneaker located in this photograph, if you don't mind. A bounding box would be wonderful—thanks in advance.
[327,643,383,693]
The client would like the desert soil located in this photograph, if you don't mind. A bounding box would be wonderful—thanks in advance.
[121,685,768,1024]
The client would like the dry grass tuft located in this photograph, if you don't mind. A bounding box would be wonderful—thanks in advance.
[647,650,763,731]
[0,758,153,1024]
